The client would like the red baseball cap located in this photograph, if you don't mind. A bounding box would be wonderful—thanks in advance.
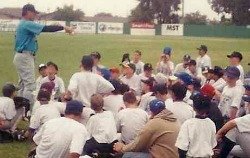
[200,84,215,98]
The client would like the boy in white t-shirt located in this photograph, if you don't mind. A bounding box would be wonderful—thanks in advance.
[84,94,118,156]
[218,66,244,120]
[36,64,47,90]
[38,62,65,101]
[139,77,155,111]
[176,93,217,158]
[66,55,114,107]
[174,54,191,74]
[156,47,174,76]
[139,63,155,80]
[212,66,226,92]
[196,45,212,74]
[131,50,145,75]
[227,51,244,83]
[103,80,125,118]
[33,100,88,158]
[120,63,141,96]
[0,84,19,142]
[116,92,149,144]
[28,89,61,137]
[167,82,195,125]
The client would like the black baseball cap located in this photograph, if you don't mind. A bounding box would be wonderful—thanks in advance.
[144,63,153,71]
[22,4,39,16]
[65,100,83,115]
[197,45,208,52]
[227,51,243,61]
[213,66,224,77]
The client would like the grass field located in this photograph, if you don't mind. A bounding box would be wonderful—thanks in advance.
[0,32,250,157]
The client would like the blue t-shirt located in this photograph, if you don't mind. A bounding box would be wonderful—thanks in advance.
[15,19,45,54]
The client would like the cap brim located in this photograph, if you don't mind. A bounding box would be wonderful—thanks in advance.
[227,55,232,58]
[197,47,201,50]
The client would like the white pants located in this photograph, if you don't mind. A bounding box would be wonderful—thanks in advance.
[13,52,35,105]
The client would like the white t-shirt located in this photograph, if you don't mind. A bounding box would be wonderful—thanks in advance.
[213,78,227,92]
[174,63,186,74]
[156,61,174,76]
[166,101,195,125]
[237,65,244,83]
[235,114,250,133]
[103,94,125,118]
[86,111,117,144]
[120,74,141,96]
[29,103,61,130]
[68,71,115,107]
[175,118,217,157]
[139,92,155,113]
[196,54,212,69]
[34,117,88,158]
[218,85,244,117]
[116,108,149,144]
[0,97,16,120]
[131,60,144,75]
[38,75,65,98]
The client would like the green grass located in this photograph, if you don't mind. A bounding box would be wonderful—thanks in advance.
[0,32,250,157]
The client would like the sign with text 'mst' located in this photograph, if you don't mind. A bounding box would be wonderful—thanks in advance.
[161,24,184,36]
[98,22,123,34]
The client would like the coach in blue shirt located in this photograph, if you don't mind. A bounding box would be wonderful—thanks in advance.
[13,4,73,105]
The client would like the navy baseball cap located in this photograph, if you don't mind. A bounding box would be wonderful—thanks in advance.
[149,99,166,115]
[213,66,224,77]
[227,51,243,61]
[81,55,94,67]
[163,47,172,55]
[175,72,193,85]
[2,83,18,97]
[197,45,208,52]
[65,100,83,115]
[22,4,39,15]
[242,95,250,102]
[224,66,240,79]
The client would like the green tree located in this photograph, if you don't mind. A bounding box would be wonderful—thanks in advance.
[53,5,84,22]
[184,11,208,25]
[130,0,181,24]
[208,0,250,25]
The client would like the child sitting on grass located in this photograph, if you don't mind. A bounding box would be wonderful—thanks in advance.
[84,94,118,156]
[175,92,217,158]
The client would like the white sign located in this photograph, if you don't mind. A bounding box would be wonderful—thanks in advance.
[98,22,123,34]
[131,28,155,36]
[0,19,19,32]
[161,24,184,36]
[70,22,96,34]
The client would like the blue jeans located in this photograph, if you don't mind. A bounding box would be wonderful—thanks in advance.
[122,152,150,158]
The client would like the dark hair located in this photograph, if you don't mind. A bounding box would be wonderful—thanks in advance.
[81,55,94,71]
[192,92,211,114]
[134,50,142,56]
[153,84,168,95]
[2,84,16,97]
[171,82,187,100]
[90,51,101,60]
[47,61,58,71]
[123,91,137,104]
[91,94,104,111]
[122,53,130,63]
[37,89,51,101]
[120,83,130,95]
[110,80,121,95]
